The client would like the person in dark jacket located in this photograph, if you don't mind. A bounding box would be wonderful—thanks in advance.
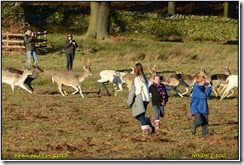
[64,34,78,71]
[190,75,212,138]
[24,28,38,69]
[149,75,168,130]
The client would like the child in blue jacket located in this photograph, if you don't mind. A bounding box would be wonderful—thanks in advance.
[190,75,212,138]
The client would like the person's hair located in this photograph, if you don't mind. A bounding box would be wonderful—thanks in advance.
[196,75,205,84]
[67,34,72,39]
[133,63,148,84]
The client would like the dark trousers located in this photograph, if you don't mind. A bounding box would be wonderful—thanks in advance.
[135,101,149,126]
[66,54,74,70]
[193,112,208,137]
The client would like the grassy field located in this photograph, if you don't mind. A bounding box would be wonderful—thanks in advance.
[1,34,239,160]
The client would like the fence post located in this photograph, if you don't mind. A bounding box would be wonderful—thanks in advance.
[44,31,47,47]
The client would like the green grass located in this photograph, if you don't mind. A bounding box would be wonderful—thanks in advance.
[1,34,239,160]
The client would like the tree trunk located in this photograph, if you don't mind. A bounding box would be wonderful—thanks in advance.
[224,2,237,18]
[223,2,229,17]
[85,2,111,40]
[168,2,176,15]
[86,2,99,39]
[97,2,111,40]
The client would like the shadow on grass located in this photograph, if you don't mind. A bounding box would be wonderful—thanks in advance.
[209,123,221,126]
[46,91,60,95]
[226,121,238,125]
[208,95,238,100]
[224,40,238,45]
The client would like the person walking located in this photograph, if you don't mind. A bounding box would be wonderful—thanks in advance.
[149,75,168,130]
[127,63,155,137]
[190,75,212,138]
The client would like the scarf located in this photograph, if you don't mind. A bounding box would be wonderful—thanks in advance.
[153,82,167,102]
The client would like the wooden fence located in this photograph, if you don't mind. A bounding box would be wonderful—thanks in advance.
[2,31,47,49]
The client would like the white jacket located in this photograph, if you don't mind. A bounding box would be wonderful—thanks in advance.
[134,76,150,102]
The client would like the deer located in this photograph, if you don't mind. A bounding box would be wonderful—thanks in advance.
[210,62,232,97]
[175,68,208,96]
[97,69,130,96]
[120,67,135,91]
[5,60,44,93]
[51,58,92,97]
[220,75,238,100]
[2,68,33,93]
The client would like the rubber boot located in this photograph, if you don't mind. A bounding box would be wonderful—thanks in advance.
[146,117,155,135]
[141,125,150,137]
[155,120,160,130]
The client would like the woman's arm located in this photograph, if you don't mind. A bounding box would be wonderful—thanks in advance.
[74,40,78,48]
[24,35,33,43]
[64,40,72,48]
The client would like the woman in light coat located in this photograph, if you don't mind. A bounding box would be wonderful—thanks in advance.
[127,63,155,136]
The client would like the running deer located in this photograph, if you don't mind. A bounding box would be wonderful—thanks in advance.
[52,58,92,97]
[220,75,238,100]
[5,61,43,93]
[176,68,208,96]
[97,69,130,96]
[210,62,232,97]
[2,68,33,93]
[121,67,135,91]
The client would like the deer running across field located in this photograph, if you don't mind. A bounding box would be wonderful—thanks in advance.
[52,58,92,97]
[97,68,132,96]
[220,75,238,100]
[2,68,33,93]
[176,68,208,96]
[210,63,232,97]
[5,61,44,93]
[120,67,135,91]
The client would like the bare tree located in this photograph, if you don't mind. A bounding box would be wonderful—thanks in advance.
[86,2,111,40]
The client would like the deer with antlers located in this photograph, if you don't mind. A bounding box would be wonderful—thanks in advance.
[172,68,208,96]
[52,58,92,97]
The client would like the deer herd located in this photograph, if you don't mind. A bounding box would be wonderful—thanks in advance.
[2,58,238,101]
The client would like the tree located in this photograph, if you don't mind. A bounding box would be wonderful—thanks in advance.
[223,2,238,18]
[168,2,176,15]
[86,2,111,40]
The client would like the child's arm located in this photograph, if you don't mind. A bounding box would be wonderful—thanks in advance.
[193,86,212,98]
[149,85,152,97]
[162,84,168,102]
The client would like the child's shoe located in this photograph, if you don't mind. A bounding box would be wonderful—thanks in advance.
[146,117,155,135]
[141,125,150,137]
[155,120,160,130]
